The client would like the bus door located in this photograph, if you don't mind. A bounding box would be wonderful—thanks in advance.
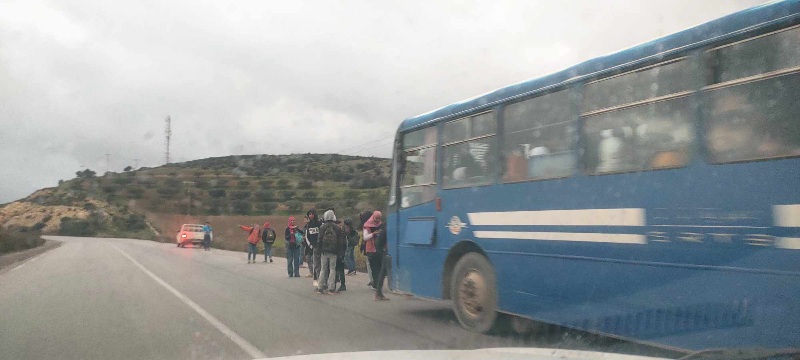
[395,126,439,295]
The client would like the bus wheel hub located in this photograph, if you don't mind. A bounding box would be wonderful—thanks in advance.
[459,269,486,318]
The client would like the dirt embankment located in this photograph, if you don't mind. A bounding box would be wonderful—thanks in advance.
[0,201,96,233]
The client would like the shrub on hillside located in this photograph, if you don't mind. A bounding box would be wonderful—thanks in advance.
[194,178,210,189]
[231,191,251,200]
[287,200,303,213]
[157,186,179,198]
[208,188,226,198]
[256,202,277,215]
[231,200,251,215]
[58,216,100,237]
[296,179,313,189]
[0,228,45,255]
[280,190,296,201]
[302,190,317,201]
[113,213,147,232]
[258,180,273,189]
[255,190,274,202]
[126,187,144,199]
[348,176,388,189]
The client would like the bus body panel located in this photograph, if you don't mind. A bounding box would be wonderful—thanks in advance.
[390,157,800,350]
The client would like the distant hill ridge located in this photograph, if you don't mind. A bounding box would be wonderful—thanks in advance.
[0,153,391,240]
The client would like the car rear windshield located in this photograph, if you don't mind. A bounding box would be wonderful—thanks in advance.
[183,225,204,232]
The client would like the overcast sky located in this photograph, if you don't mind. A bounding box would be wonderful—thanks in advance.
[0,0,767,203]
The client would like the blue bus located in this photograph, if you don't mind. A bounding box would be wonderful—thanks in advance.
[386,0,800,351]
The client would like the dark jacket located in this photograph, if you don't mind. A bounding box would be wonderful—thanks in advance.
[305,209,322,247]
[374,223,388,256]
[344,224,358,248]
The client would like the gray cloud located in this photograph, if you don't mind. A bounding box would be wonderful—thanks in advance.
[0,0,767,203]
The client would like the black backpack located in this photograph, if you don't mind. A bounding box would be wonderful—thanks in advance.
[319,223,338,253]
[261,228,276,244]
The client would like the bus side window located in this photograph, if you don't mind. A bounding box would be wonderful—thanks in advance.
[502,90,576,182]
[442,112,496,189]
[583,98,694,174]
[705,26,800,163]
[582,58,695,174]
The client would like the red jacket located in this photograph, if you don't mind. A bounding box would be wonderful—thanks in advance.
[239,225,261,244]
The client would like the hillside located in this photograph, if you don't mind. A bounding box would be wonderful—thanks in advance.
[0,153,391,244]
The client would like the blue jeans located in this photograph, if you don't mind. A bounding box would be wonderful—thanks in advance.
[263,243,273,261]
[286,246,301,276]
[345,246,356,271]
[247,243,257,261]
[299,244,304,265]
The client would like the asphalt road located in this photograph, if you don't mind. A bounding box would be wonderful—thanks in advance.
[0,236,680,360]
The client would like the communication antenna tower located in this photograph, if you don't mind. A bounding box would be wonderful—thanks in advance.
[164,116,171,164]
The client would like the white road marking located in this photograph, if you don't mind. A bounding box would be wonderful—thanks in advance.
[112,245,266,359]
[473,231,646,244]
[11,264,24,271]
[468,208,646,227]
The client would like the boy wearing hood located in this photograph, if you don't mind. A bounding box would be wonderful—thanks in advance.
[284,217,303,277]
[304,209,322,287]
[317,209,344,294]
[261,221,276,263]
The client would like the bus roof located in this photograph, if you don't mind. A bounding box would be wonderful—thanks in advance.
[397,0,800,133]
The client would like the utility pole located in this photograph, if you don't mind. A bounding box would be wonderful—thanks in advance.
[184,181,195,215]
[133,159,140,169]
[165,116,172,165]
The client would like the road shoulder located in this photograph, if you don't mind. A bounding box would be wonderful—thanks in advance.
[0,239,62,274]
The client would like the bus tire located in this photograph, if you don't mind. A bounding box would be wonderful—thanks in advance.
[451,253,498,333]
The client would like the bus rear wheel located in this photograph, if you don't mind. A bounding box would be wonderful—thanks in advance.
[451,253,498,333]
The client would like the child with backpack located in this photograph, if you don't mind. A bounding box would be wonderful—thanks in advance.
[317,209,344,294]
[261,221,276,263]
[284,216,303,277]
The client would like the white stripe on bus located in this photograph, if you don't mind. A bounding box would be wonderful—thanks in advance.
[774,205,800,227]
[468,208,645,227]
[776,237,800,250]
[473,231,646,244]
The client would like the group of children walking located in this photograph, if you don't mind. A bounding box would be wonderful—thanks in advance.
[236,208,391,301]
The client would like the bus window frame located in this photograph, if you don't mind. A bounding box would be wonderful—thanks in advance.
[441,111,498,190]
[499,87,579,184]
[701,24,800,165]
[399,126,439,209]
[580,56,698,176]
